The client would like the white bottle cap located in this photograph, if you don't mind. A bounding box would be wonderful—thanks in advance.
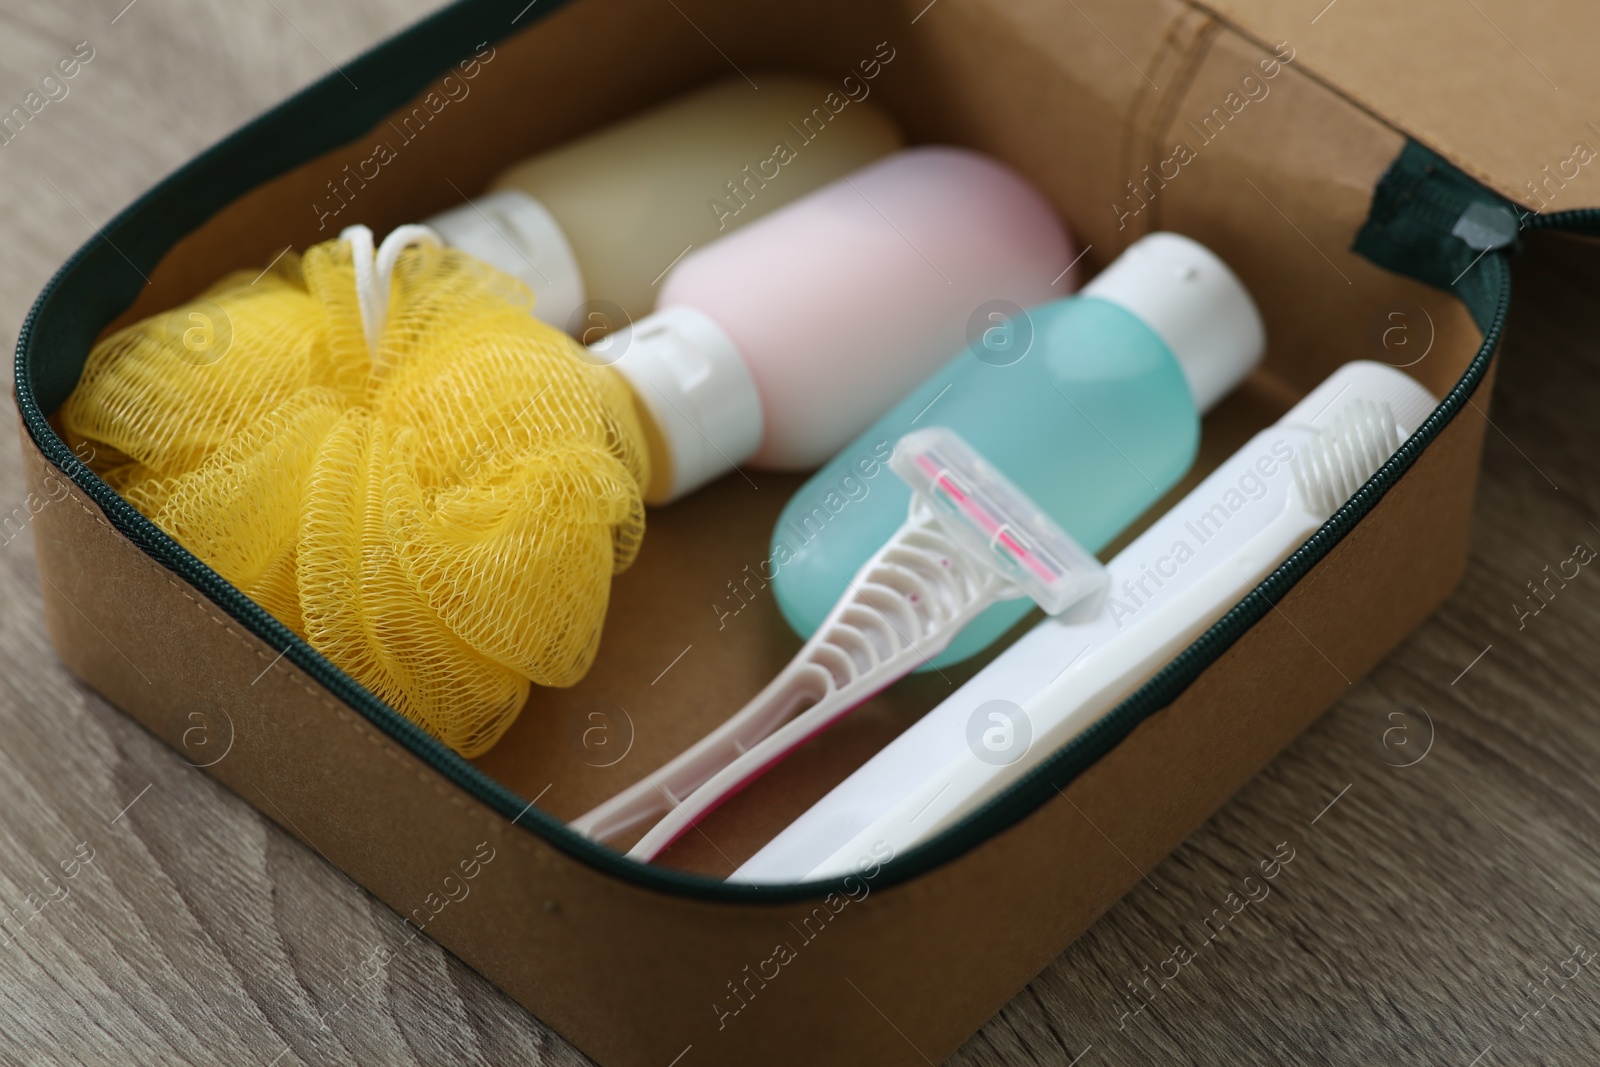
[1083,232,1265,414]
[426,189,587,332]
[604,305,764,504]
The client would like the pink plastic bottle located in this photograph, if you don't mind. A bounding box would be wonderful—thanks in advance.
[600,146,1076,503]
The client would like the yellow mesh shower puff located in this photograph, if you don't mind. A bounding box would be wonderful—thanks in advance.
[62,224,651,757]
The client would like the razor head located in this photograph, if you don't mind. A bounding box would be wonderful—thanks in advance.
[890,427,1107,616]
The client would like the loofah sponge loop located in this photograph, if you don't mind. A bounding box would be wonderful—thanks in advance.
[62,226,650,757]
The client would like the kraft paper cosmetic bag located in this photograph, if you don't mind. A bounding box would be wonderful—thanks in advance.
[16,0,1600,1062]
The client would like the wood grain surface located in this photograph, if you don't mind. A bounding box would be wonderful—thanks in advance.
[3,2,1599,1064]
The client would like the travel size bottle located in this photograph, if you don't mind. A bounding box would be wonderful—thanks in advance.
[427,74,903,331]
[768,233,1267,666]
[597,146,1078,503]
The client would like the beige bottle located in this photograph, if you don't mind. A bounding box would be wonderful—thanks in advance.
[428,71,903,332]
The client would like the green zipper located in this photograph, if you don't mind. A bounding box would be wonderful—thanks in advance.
[12,0,1583,904]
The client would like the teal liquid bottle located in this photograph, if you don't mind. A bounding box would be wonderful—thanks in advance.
[768,233,1266,666]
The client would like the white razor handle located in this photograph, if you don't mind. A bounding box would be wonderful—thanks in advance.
[571,428,1107,859]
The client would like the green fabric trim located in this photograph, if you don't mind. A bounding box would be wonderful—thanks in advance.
[1353,140,1519,332]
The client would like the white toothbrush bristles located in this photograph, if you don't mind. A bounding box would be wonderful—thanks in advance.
[1291,400,1402,517]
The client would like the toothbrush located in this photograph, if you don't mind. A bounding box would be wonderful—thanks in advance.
[780,397,1405,881]
[569,427,1108,858]
[734,361,1436,884]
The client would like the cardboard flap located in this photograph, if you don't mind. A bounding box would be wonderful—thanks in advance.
[1200,0,1600,213]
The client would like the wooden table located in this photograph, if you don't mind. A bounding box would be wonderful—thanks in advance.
[3,2,1596,1063]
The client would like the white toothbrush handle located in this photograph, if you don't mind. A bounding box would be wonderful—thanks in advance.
[803,502,1323,880]
[569,507,1011,849]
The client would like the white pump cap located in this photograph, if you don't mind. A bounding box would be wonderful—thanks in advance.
[426,189,587,332]
[1083,232,1265,413]
[603,305,764,504]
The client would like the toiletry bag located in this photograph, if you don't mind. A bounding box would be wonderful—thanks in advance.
[15,0,1600,1063]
